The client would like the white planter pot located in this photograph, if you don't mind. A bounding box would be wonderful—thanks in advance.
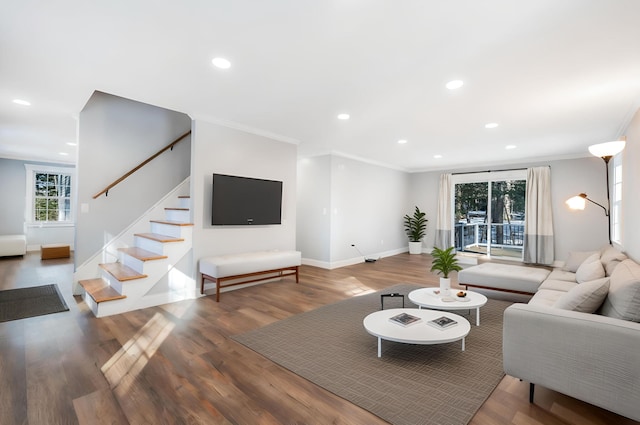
[439,277,451,295]
[408,241,423,254]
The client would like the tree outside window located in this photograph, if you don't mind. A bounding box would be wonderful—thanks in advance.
[25,164,75,225]
[453,171,527,259]
[34,172,72,222]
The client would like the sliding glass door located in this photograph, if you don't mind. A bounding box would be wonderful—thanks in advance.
[453,171,526,259]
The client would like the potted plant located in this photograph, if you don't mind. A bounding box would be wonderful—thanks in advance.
[403,206,427,254]
[430,246,462,294]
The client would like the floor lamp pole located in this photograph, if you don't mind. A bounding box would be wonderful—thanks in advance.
[602,156,612,245]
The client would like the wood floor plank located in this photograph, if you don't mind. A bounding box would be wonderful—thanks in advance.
[0,252,638,425]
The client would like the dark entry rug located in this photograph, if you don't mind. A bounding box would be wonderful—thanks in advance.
[233,283,511,425]
[0,284,69,322]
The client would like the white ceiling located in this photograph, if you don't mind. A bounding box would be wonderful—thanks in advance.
[1,0,639,171]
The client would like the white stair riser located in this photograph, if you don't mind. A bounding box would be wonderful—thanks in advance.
[83,291,100,316]
[178,198,190,209]
[165,209,190,222]
[135,237,167,253]
[150,222,187,238]
[121,255,146,273]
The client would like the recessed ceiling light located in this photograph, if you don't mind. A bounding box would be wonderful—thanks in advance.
[397,139,407,144]
[505,145,517,150]
[446,80,464,90]
[212,57,231,69]
[13,99,31,106]
[337,113,350,120]
[434,154,443,159]
[66,142,77,146]
[485,123,499,129]
[58,152,69,156]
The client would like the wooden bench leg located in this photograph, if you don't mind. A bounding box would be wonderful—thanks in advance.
[201,267,300,302]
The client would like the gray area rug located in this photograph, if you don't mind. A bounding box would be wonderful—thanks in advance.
[233,283,511,425]
[0,284,69,322]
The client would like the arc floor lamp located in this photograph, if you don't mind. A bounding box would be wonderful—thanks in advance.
[566,139,626,244]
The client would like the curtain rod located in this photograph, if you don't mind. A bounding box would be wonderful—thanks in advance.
[452,165,549,176]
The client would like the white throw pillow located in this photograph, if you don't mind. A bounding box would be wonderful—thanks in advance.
[553,278,609,313]
[575,253,605,283]
[562,250,598,273]
[599,245,628,276]
[600,259,640,322]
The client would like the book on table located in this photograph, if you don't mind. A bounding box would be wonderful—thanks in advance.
[427,316,458,330]
[388,312,422,327]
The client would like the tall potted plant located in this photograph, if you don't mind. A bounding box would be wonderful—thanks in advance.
[430,246,462,294]
[403,206,427,254]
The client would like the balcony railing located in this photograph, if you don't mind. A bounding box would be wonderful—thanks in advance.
[454,222,524,258]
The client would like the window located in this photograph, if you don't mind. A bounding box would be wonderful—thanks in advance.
[452,170,527,259]
[611,153,622,244]
[25,164,75,226]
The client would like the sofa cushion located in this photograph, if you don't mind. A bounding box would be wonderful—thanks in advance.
[600,259,640,322]
[553,277,609,313]
[600,245,628,276]
[458,263,551,294]
[546,269,577,282]
[575,253,605,283]
[529,289,566,307]
[562,250,598,273]
[538,279,577,292]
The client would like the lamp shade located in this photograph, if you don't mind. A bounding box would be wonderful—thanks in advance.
[566,194,587,210]
[588,141,626,158]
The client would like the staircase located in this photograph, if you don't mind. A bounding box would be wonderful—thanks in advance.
[79,195,193,317]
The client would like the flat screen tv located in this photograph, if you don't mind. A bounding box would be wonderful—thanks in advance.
[212,174,283,225]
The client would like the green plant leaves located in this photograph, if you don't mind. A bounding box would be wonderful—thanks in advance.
[429,246,462,278]
[403,206,427,242]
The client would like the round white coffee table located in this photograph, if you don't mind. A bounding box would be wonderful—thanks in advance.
[408,287,488,326]
[363,308,470,357]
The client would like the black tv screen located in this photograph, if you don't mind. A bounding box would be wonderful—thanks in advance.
[212,174,283,225]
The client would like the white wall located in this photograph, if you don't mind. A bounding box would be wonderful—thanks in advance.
[76,91,191,265]
[190,120,297,261]
[296,155,332,262]
[0,158,75,249]
[622,108,640,261]
[296,154,410,268]
[329,156,410,264]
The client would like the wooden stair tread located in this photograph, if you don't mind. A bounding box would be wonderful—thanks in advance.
[99,263,147,281]
[117,247,168,261]
[149,220,194,226]
[134,232,184,243]
[178,195,190,198]
[165,207,189,211]
[79,278,126,303]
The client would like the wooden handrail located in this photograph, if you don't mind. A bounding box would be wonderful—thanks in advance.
[92,130,191,199]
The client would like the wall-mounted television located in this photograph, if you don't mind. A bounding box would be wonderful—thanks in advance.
[211,173,283,225]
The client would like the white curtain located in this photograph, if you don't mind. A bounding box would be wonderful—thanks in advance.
[434,173,452,249]
[523,166,554,265]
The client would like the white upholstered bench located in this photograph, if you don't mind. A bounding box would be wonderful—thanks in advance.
[199,250,302,301]
[458,262,551,295]
[0,234,27,257]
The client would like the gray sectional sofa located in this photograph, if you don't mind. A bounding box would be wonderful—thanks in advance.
[502,245,640,421]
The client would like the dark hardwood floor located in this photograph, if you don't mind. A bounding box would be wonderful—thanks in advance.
[0,252,637,425]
